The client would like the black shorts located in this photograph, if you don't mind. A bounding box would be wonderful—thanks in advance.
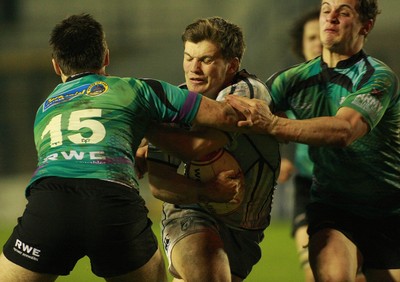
[2,177,158,277]
[291,175,312,237]
[307,202,400,269]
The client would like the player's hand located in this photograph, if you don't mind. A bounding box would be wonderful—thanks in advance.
[225,95,278,134]
[206,169,244,204]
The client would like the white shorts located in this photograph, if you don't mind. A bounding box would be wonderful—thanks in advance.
[161,202,265,279]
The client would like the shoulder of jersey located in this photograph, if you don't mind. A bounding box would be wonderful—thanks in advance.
[178,83,188,90]
[216,69,271,104]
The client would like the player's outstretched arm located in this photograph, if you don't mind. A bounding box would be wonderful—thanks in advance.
[225,95,369,147]
[193,96,245,131]
[224,95,276,132]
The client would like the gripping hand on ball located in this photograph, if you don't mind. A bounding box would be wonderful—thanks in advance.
[203,169,244,204]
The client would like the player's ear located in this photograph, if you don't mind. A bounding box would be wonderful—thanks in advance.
[52,59,62,76]
[228,57,240,74]
[360,19,374,36]
[103,49,110,67]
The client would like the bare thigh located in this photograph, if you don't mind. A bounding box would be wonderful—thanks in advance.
[105,246,167,282]
[309,228,361,282]
[172,230,231,282]
[0,253,58,282]
[295,226,315,282]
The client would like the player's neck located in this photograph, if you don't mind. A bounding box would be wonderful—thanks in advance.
[66,72,96,82]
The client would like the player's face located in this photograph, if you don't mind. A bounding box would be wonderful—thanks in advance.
[302,19,322,61]
[320,0,365,53]
[183,40,235,99]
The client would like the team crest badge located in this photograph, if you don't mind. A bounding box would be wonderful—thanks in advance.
[87,81,108,96]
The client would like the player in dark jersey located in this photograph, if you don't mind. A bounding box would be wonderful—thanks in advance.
[227,0,400,281]
[0,14,245,282]
[145,17,280,281]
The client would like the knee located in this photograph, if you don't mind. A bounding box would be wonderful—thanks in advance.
[313,268,355,282]
[180,268,230,282]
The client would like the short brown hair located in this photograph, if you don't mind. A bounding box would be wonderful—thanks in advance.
[356,0,380,23]
[49,13,108,75]
[182,16,246,62]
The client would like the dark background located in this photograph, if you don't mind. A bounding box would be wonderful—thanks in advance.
[0,0,399,175]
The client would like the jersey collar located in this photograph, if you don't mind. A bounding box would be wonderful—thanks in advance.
[321,50,367,70]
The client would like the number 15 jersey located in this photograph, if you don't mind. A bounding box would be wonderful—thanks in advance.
[29,74,201,195]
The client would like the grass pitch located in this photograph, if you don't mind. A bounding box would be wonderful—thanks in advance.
[0,174,302,281]
[0,219,302,281]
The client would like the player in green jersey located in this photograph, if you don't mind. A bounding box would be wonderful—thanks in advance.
[277,8,322,282]
[0,14,245,282]
[144,17,280,281]
[227,0,400,281]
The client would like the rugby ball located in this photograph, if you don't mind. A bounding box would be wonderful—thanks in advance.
[185,149,244,215]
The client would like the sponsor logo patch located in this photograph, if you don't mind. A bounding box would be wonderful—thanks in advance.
[13,239,41,261]
[352,94,382,112]
[351,93,382,121]
[43,84,89,111]
[43,81,108,111]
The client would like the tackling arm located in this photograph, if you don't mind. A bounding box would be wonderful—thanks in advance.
[192,96,245,131]
[226,95,369,147]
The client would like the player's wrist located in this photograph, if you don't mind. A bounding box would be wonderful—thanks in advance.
[268,114,280,135]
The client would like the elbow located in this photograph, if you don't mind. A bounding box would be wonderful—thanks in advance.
[335,136,351,148]
[332,127,356,148]
[148,177,164,200]
[330,110,369,147]
[149,184,160,199]
[167,140,216,162]
[150,186,166,202]
[183,137,224,161]
[190,140,218,160]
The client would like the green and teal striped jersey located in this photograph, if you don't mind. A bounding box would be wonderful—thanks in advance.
[29,74,201,194]
[286,110,314,178]
[294,143,314,178]
[267,51,400,218]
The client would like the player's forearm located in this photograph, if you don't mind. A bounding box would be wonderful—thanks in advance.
[147,160,239,205]
[272,116,353,147]
[225,95,366,147]
[150,181,202,204]
[149,171,208,204]
[147,161,208,204]
[194,97,242,131]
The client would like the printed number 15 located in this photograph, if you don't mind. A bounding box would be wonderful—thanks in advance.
[41,109,106,148]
